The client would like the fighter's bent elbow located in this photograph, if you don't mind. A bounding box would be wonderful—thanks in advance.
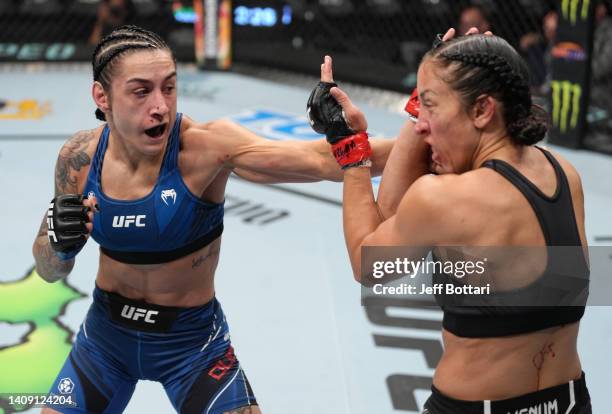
[34,263,58,283]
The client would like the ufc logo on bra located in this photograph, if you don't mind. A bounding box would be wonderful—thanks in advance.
[112,215,146,228]
[120,305,158,324]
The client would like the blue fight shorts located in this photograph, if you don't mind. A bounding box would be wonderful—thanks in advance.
[45,286,257,414]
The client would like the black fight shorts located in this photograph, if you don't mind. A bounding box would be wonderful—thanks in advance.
[422,372,591,414]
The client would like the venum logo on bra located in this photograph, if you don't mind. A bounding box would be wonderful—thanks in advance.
[508,399,558,414]
[112,215,146,228]
[161,189,177,206]
[120,305,158,324]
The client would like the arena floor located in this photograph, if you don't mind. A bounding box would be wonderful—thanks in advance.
[0,64,610,414]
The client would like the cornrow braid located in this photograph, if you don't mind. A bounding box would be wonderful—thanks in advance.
[91,25,174,121]
[94,42,154,83]
[424,35,547,145]
[440,52,532,113]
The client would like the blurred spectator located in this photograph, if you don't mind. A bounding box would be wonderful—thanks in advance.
[590,0,612,111]
[585,0,612,150]
[458,4,491,35]
[88,0,135,45]
[519,9,558,94]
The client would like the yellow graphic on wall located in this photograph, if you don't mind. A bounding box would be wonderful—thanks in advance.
[0,99,51,120]
[551,81,582,133]
[561,0,590,25]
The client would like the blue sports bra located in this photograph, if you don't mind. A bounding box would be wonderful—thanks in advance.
[83,113,224,264]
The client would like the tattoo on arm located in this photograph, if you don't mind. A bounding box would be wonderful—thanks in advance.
[33,213,73,282]
[192,248,221,269]
[33,130,95,281]
[55,130,94,195]
[36,215,47,238]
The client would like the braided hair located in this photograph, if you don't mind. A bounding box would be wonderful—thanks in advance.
[425,35,547,145]
[92,25,174,121]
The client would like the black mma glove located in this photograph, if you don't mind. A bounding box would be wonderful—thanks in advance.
[307,81,355,143]
[47,194,90,260]
[307,81,372,169]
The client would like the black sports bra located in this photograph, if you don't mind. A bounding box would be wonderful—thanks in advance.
[433,147,589,337]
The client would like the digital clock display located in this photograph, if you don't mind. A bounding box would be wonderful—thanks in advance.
[233,5,292,27]
[172,1,293,28]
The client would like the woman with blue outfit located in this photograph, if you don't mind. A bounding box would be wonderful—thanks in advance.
[32,25,392,414]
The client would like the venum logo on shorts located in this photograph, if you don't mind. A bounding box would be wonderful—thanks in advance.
[508,399,558,414]
[120,305,158,324]
[161,189,177,206]
[112,215,146,228]
[208,346,236,381]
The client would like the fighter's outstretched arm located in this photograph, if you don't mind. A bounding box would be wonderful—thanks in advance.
[229,134,393,183]
[188,118,393,183]
[201,54,394,184]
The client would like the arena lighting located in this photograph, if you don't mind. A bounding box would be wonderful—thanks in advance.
[174,7,197,23]
[172,0,197,23]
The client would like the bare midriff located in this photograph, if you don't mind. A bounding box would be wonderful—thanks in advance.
[96,236,222,307]
[433,323,582,401]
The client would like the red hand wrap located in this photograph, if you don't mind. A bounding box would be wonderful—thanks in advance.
[404,88,420,122]
[330,132,372,168]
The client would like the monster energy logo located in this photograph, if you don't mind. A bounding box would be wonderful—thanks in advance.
[561,0,590,25]
[551,81,582,133]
